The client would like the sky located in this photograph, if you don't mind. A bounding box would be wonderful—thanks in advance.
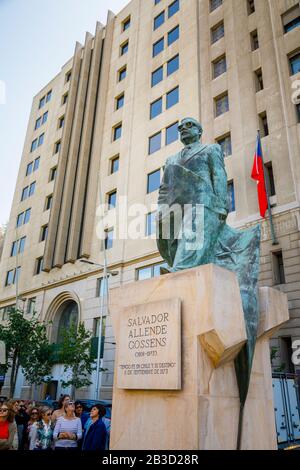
[0,0,129,227]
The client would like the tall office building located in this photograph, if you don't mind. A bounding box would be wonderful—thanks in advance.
[0,0,300,399]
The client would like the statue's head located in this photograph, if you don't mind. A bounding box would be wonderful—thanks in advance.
[178,118,203,146]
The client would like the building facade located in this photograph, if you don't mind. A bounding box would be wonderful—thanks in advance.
[0,0,300,399]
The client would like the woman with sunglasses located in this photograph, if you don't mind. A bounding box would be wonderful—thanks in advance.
[51,394,70,425]
[53,401,82,451]
[24,407,40,450]
[0,402,17,450]
[29,407,53,451]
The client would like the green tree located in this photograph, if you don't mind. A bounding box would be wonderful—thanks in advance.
[0,308,53,397]
[59,322,96,399]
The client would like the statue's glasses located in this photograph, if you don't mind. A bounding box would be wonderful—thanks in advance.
[178,122,195,131]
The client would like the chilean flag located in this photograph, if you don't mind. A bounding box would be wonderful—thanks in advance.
[251,134,268,218]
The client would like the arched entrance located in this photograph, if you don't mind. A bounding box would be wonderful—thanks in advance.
[44,292,81,399]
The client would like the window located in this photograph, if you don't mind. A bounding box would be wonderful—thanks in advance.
[35,117,42,130]
[66,70,72,82]
[265,162,276,196]
[62,93,68,105]
[250,30,259,51]
[282,5,300,33]
[45,194,53,211]
[50,167,57,181]
[152,66,163,87]
[210,0,222,12]
[259,111,269,137]
[212,55,227,79]
[96,277,108,297]
[19,237,26,254]
[150,97,163,119]
[17,212,24,227]
[11,241,18,257]
[272,251,285,285]
[28,181,36,197]
[58,116,65,129]
[104,229,114,250]
[168,25,179,46]
[120,40,129,56]
[108,190,117,209]
[154,11,165,30]
[118,66,127,82]
[254,68,264,92]
[280,337,294,373]
[27,298,36,315]
[166,122,178,145]
[31,138,38,152]
[26,162,33,176]
[46,90,52,103]
[122,16,131,32]
[110,156,119,174]
[147,169,161,193]
[146,212,156,236]
[113,123,122,141]
[227,180,235,213]
[92,316,106,359]
[54,140,61,154]
[149,131,162,154]
[289,51,300,75]
[247,0,255,15]
[116,93,125,110]
[153,38,164,57]
[136,261,168,280]
[211,22,224,44]
[5,268,20,287]
[38,133,44,147]
[21,186,29,202]
[216,134,232,157]
[168,0,179,18]
[42,111,48,125]
[35,257,43,275]
[296,103,300,123]
[39,96,45,109]
[215,93,229,117]
[167,54,179,76]
[24,208,31,224]
[40,225,48,242]
[166,86,179,109]
[33,157,40,171]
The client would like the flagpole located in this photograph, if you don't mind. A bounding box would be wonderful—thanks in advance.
[258,130,278,245]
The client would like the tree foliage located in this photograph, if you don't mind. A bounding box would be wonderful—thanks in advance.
[59,322,96,398]
[0,308,53,397]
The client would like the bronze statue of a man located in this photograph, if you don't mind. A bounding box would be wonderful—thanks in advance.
[156,117,262,449]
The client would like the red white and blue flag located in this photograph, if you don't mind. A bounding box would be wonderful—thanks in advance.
[251,133,268,218]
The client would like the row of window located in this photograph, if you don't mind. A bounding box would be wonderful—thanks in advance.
[30,133,44,152]
[152,54,179,86]
[153,25,179,57]
[150,86,179,119]
[26,157,40,176]
[35,111,48,130]
[21,181,36,202]
[39,90,52,109]
[153,0,179,31]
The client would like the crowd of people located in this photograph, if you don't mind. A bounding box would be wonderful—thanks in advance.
[0,395,109,451]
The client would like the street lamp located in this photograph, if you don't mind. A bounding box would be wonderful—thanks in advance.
[79,258,119,399]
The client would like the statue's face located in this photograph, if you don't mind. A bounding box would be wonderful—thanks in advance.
[178,120,201,145]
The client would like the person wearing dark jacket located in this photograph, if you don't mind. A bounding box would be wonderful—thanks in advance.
[82,405,107,451]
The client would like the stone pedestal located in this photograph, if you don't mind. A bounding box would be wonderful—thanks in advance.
[109,264,289,450]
